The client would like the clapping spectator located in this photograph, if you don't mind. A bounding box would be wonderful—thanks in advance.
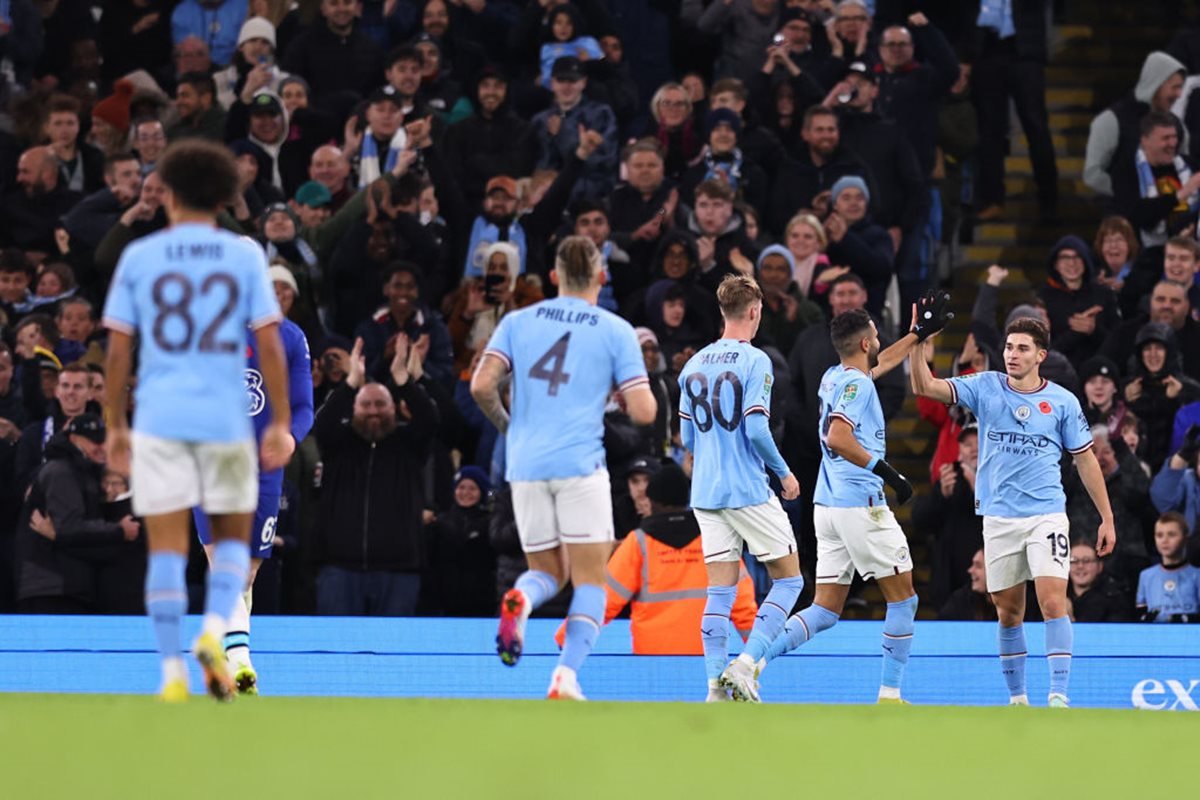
[679,179,755,293]
[822,175,892,316]
[755,244,823,354]
[532,56,617,199]
[1094,216,1139,302]
[913,423,982,608]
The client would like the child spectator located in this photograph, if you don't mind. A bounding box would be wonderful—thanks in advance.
[1137,512,1200,622]
[423,466,496,617]
[538,5,603,90]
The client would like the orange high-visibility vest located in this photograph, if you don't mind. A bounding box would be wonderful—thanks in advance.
[556,527,758,654]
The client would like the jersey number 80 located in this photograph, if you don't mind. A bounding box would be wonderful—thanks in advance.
[683,371,743,433]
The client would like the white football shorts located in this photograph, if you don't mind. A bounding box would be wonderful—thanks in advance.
[982,512,1071,592]
[131,432,258,517]
[694,495,797,564]
[813,504,912,584]
[511,468,614,553]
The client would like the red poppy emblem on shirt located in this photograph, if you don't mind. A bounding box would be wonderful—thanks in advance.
[1039,401,1052,414]
[246,345,254,359]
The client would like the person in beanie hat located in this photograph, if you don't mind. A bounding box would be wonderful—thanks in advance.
[424,465,498,616]
[554,461,758,656]
[1079,355,1128,438]
[90,80,135,155]
[679,107,768,215]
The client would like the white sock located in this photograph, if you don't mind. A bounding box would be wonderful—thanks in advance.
[162,657,187,684]
[224,590,253,668]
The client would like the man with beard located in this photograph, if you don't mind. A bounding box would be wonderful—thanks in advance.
[766,106,868,235]
[1102,280,1200,379]
[59,153,144,297]
[312,334,438,616]
[281,0,385,105]
[443,66,538,210]
[0,147,81,261]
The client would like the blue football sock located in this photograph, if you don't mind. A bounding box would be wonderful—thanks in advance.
[881,595,918,691]
[764,603,839,662]
[145,552,187,667]
[744,575,805,662]
[203,540,250,637]
[998,624,1028,699]
[559,583,605,673]
[1044,615,1073,698]
[701,585,738,682]
[514,569,559,611]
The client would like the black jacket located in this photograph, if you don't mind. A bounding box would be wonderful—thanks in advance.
[911,461,983,608]
[1070,573,1135,622]
[836,110,928,232]
[1102,314,1200,384]
[1037,235,1121,368]
[766,146,868,235]
[0,185,81,253]
[424,501,496,616]
[16,435,128,605]
[280,20,385,105]
[442,98,538,211]
[826,217,895,317]
[313,378,438,572]
[607,180,678,276]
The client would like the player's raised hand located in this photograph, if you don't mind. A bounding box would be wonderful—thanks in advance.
[106,428,132,477]
[780,473,801,501]
[912,290,953,341]
[260,422,295,471]
[347,337,366,389]
[1096,518,1117,557]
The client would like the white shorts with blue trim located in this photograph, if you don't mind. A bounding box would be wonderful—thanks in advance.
[813,504,912,584]
[131,432,258,517]
[982,512,1071,592]
[511,468,614,553]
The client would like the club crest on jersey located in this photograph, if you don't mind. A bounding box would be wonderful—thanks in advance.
[1014,405,1031,422]
[896,546,909,563]
[842,383,858,402]
[1165,580,1177,593]
[1039,401,1052,414]
[246,369,266,416]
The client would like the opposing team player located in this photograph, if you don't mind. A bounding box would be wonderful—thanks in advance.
[194,269,313,694]
[678,275,803,703]
[758,305,944,703]
[910,313,1116,707]
[103,140,293,702]
[471,236,656,700]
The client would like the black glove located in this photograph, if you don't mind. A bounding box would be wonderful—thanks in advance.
[872,459,914,505]
[913,290,954,341]
[1177,423,1200,464]
[1139,608,1160,623]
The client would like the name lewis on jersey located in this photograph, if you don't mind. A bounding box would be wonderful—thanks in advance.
[535,307,598,325]
[164,242,224,260]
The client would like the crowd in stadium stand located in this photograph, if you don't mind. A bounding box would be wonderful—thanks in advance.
[1,0,1199,629]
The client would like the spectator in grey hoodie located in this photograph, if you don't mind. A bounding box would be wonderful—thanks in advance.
[684,0,781,84]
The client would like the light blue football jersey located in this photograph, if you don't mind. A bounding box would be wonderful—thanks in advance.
[102,223,280,443]
[484,295,647,482]
[679,339,777,510]
[814,365,886,507]
[945,371,1093,517]
[1137,564,1200,620]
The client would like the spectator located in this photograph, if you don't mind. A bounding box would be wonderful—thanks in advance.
[131,118,169,176]
[536,4,604,90]
[612,456,660,545]
[0,147,80,270]
[1079,355,1128,439]
[443,66,539,210]
[444,241,543,374]
[755,244,823,354]
[569,198,627,311]
[1084,51,1186,197]
[15,361,98,489]
[289,180,334,229]
[687,0,780,84]
[632,328,678,460]
[973,0,1057,219]
[781,212,838,312]
[56,297,103,365]
[213,16,291,110]
[708,77,786,175]
[354,261,454,388]
[1093,215,1139,300]
[645,280,710,375]
[89,80,135,157]
[1037,236,1120,368]
[641,81,701,181]
[167,72,226,142]
[1112,111,1200,248]
[280,0,385,107]
[1102,280,1200,380]
[1136,511,1200,622]
[380,46,425,119]
[59,153,144,295]
[532,56,618,199]
[913,423,982,608]
[607,139,679,275]
[620,230,720,338]
[678,179,754,294]
[415,34,472,122]
[678,108,769,217]
[43,94,104,195]
[938,548,996,621]
[171,0,248,67]
[312,335,438,616]
[556,463,758,654]
[1151,425,1200,530]
[873,13,958,180]
[161,36,214,95]
[0,249,35,327]
[1068,541,1133,622]
[822,175,892,316]
[1065,426,1152,586]
[749,7,835,117]
[423,466,496,617]
[825,0,873,65]
[1122,322,1200,469]
[15,413,140,613]
[308,144,354,210]
[767,105,867,235]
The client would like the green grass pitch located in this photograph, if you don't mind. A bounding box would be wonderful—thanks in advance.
[1,695,1188,799]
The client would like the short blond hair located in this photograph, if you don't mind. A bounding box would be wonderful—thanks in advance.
[554,235,601,291]
[717,274,762,319]
[785,212,828,251]
[649,82,691,124]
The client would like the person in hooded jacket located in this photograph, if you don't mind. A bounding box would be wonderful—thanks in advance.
[643,280,711,377]
[224,90,312,198]
[15,414,140,613]
[423,466,496,617]
[620,230,720,339]
[442,66,539,211]
[1085,51,1187,197]
[1037,235,1120,369]
[1123,321,1200,470]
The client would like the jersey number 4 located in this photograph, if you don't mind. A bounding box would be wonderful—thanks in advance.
[530,332,571,396]
[151,272,241,353]
[683,371,743,433]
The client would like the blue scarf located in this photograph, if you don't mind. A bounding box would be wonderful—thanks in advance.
[703,147,744,192]
[1136,146,1197,246]
[538,38,604,88]
[358,128,407,187]
[465,216,528,278]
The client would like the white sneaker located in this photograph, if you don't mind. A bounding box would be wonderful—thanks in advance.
[1009,694,1030,706]
[1047,693,1070,708]
[718,655,761,703]
[546,666,586,701]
